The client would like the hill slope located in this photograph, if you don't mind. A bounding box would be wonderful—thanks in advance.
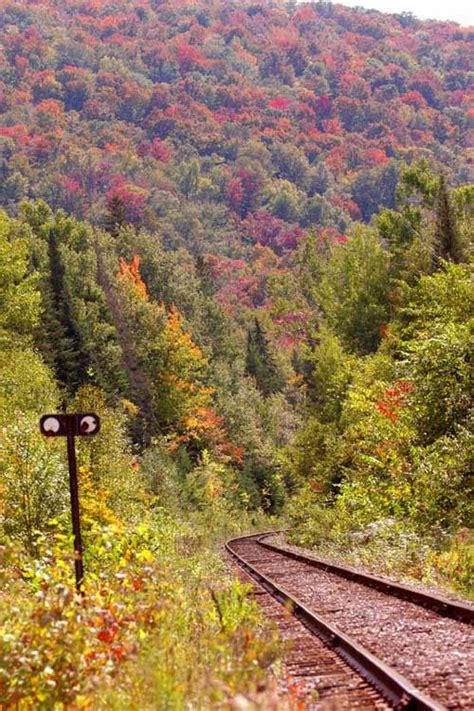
[0,2,473,706]
[0,0,471,254]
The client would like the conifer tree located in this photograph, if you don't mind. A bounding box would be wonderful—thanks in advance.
[23,202,126,398]
[245,319,283,396]
[44,226,89,391]
[104,195,126,238]
[434,175,460,266]
[195,254,215,296]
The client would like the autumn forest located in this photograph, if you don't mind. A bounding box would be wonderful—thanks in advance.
[0,0,472,706]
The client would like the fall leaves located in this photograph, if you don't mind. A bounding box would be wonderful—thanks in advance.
[376,380,413,424]
[116,254,241,463]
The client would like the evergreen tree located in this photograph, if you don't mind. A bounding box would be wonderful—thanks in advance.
[195,254,215,296]
[23,202,126,397]
[104,195,126,238]
[44,226,90,391]
[245,319,283,396]
[434,175,461,266]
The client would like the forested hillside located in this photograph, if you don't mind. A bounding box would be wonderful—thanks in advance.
[0,0,471,235]
[0,0,472,707]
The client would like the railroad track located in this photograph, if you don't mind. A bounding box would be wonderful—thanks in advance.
[226,532,474,710]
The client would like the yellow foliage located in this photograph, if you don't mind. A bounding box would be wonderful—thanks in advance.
[121,399,139,417]
[79,467,123,530]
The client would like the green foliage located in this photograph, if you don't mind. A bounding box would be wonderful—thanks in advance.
[351,161,399,221]
[0,417,67,552]
[245,319,284,397]
[0,346,58,422]
[264,180,305,222]
[0,0,472,686]
[115,266,212,442]
[434,174,462,264]
[70,385,146,521]
[0,365,61,556]
[287,254,473,594]
[408,426,474,534]
[396,159,440,208]
[280,416,342,493]
[23,202,126,396]
[427,531,473,595]
[451,184,474,262]
[396,261,472,334]
[0,0,469,245]
[271,141,310,190]
[316,226,391,353]
[397,263,473,442]
[177,159,201,199]
[300,325,356,422]
[376,164,471,280]
[0,211,41,345]
[405,322,472,442]
[0,209,67,553]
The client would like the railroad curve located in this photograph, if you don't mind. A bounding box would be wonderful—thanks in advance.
[226,532,474,710]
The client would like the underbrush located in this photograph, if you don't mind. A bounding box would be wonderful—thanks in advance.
[287,493,473,598]
[0,510,283,709]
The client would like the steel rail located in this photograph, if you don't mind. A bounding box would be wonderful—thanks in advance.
[226,532,446,711]
[258,533,474,625]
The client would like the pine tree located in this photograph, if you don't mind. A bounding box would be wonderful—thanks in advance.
[434,175,460,266]
[45,227,89,391]
[245,319,283,396]
[195,254,215,296]
[104,195,126,238]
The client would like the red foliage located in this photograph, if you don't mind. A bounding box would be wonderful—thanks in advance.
[376,381,414,423]
[0,124,29,142]
[235,167,262,214]
[366,147,389,165]
[106,182,148,224]
[240,211,304,251]
[0,0,467,240]
[401,90,428,108]
[64,178,82,194]
[176,42,208,70]
[15,55,29,76]
[149,138,172,162]
[293,6,317,24]
[225,177,244,211]
[27,134,56,161]
[268,96,291,111]
[37,99,64,120]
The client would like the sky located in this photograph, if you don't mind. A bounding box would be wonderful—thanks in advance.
[338,0,474,25]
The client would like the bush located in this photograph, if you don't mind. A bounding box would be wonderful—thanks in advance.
[0,416,67,552]
[0,513,280,709]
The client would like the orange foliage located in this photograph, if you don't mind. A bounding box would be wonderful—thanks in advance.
[117,255,147,300]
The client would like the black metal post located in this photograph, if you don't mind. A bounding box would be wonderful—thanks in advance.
[40,412,99,592]
[66,422,84,593]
